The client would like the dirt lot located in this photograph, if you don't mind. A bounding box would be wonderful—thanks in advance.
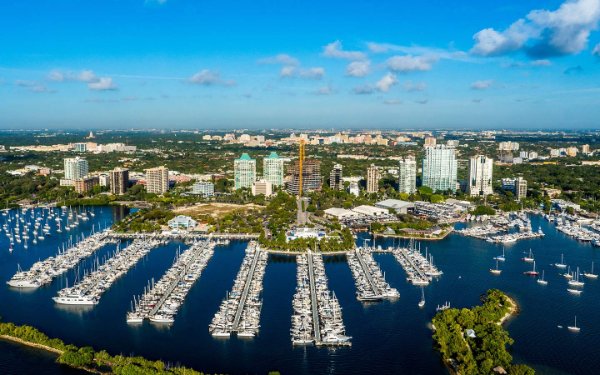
[173,203,264,219]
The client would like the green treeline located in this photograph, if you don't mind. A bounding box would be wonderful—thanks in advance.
[0,320,209,374]
[432,289,535,375]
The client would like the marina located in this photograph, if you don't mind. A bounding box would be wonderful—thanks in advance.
[209,241,268,338]
[127,240,215,324]
[7,230,116,288]
[346,248,399,301]
[53,237,162,305]
[391,245,443,286]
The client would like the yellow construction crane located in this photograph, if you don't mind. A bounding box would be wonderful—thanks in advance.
[298,139,305,197]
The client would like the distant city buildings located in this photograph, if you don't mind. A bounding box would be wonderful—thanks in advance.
[74,176,98,194]
[145,166,169,194]
[262,152,284,187]
[252,179,273,197]
[398,157,417,194]
[498,141,520,151]
[582,144,591,154]
[234,153,256,190]
[330,164,343,190]
[64,157,89,180]
[192,181,214,197]
[366,164,381,193]
[468,155,493,197]
[422,145,457,192]
[286,159,321,195]
[424,136,437,148]
[109,167,129,195]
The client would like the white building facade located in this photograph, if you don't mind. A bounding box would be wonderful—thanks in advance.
[422,145,457,192]
[234,153,256,189]
[468,155,494,196]
[398,157,417,194]
[64,157,89,180]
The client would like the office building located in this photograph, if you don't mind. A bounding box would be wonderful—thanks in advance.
[398,157,417,194]
[145,166,169,194]
[234,153,256,189]
[286,159,321,195]
[192,181,214,197]
[263,152,284,187]
[64,157,89,180]
[366,164,381,193]
[330,164,343,190]
[422,145,457,192]
[252,179,273,197]
[109,167,129,195]
[468,155,494,196]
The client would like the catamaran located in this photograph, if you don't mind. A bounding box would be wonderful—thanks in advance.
[567,316,580,332]
[490,259,502,275]
[522,249,534,263]
[583,262,598,279]
[537,270,548,285]
[555,254,567,269]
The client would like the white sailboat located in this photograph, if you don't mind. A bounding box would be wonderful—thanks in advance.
[583,262,598,279]
[490,259,502,275]
[555,254,567,269]
[537,270,548,285]
[568,267,585,287]
[494,248,506,262]
[567,316,580,332]
[418,287,425,308]
[522,249,534,263]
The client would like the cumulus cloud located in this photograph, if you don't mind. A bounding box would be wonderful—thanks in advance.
[88,77,117,91]
[322,40,367,60]
[258,54,299,66]
[280,66,325,80]
[471,0,600,58]
[470,80,494,90]
[15,80,55,93]
[386,55,434,72]
[346,60,370,77]
[376,73,397,92]
[593,43,600,56]
[189,70,235,86]
[403,81,427,92]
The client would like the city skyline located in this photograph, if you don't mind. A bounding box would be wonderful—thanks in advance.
[1,0,600,129]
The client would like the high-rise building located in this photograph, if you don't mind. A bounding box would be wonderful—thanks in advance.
[263,152,284,187]
[330,164,343,190]
[424,136,437,148]
[582,144,591,154]
[192,181,214,197]
[422,145,457,192]
[74,176,98,194]
[252,179,273,197]
[234,153,256,189]
[515,177,527,201]
[64,157,89,180]
[566,147,578,157]
[398,157,417,194]
[468,155,494,196]
[287,159,321,195]
[145,166,169,194]
[366,164,381,193]
[109,167,129,195]
[348,181,360,196]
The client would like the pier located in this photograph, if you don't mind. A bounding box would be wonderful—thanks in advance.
[347,248,399,301]
[291,254,316,345]
[53,237,162,305]
[390,246,443,285]
[7,230,116,289]
[127,240,215,324]
[306,252,322,343]
[209,241,268,338]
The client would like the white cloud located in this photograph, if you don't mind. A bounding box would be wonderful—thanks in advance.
[353,85,374,95]
[403,81,427,92]
[258,54,299,66]
[376,73,397,92]
[386,55,434,72]
[593,43,600,56]
[280,66,325,80]
[188,69,235,86]
[346,60,371,77]
[88,77,117,91]
[471,0,600,58]
[48,69,98,82]
[470,80,494,90]
[367,42,470,61]
[322,40,367,60]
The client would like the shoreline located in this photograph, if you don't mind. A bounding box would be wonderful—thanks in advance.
[499,294,519,325]
[372,228,454,241]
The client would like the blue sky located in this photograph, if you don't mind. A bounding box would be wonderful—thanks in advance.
[1,0,599,129]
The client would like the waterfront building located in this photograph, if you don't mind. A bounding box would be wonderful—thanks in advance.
[74,176,99,194]
[263,152,284,187]
[422,145,457,192]
[286,159,321,195]
[376,199,415,214]
[366,164,381,193]
[252,179,273,197]
[145,166,169,194]
[330,164,343,190]
[234,153,256,190]
[109,167,129,195]
[168,215,197,230]
[64,157,89,180]
[192,181,214,197]
[468,155,494,197]
[398,157,417,194]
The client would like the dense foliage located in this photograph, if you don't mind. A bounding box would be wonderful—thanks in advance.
[432,289,534,375]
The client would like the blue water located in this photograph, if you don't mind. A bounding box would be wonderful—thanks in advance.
[0,209,598,374]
